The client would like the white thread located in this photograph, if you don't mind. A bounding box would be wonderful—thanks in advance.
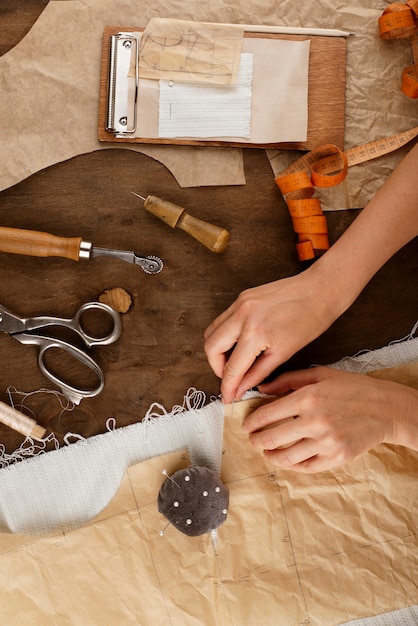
[0,388,79,467]
[143,388,207,422]
[106,418,117,432]
[389,320,418,344]
[0,402,45,439]
[6,386,74,421]
[63,433,86,445]
[0,431,61,469]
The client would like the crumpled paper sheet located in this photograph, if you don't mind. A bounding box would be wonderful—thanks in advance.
[1,0,417,203]
[0,365,417,625]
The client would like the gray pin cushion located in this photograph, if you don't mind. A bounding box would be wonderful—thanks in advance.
[158,465,229,537]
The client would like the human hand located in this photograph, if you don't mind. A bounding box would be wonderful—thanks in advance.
[204,269,341,404]
[242,366,412,473]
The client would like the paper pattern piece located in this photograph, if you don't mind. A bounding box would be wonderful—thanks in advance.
[0,390,417,626]
[139,18,244,85]
[158,53,253,138]
[0,334,418,624]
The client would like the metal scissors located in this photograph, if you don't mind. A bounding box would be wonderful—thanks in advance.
[0,301,122,405]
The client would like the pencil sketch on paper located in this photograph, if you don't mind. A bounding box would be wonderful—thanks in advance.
[137,18,244,85]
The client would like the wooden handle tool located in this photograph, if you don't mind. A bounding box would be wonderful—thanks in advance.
[0,226,83,260]
[0,226,163,273]
[132,193,230,253]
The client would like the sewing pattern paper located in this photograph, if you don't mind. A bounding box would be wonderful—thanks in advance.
[138,18,245,85]
[0,333,418,624]
[0,396,417,625]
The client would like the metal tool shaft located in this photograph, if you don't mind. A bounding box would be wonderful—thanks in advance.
[90,247,162,273]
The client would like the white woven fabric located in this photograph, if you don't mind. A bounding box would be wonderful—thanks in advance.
[0,389,225,535]
[342,605,418,626]
[329,323,418,374]
[158,53,253,138]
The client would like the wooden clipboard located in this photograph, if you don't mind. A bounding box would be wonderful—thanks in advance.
[98,27,346,150]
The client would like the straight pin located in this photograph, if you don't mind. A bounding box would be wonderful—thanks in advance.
[159,522,170,536]
[162,469,182,490]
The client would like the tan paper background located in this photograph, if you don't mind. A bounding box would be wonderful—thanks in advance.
[0,0,417,203]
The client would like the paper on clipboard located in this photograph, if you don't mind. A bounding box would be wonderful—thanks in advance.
[135,35,310,143]
[108,27,310,143]
[137,18,245,85]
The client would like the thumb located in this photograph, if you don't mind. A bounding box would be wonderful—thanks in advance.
[235,351,286,399]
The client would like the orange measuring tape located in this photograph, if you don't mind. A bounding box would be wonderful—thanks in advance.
[378,0,418,98]
[275,3,418,262]
[275,144,347,261]
[275,127,418,261]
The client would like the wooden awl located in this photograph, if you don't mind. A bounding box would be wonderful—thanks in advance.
[132,192,230,253]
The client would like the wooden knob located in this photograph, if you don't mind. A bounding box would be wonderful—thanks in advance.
[143,195,230,253]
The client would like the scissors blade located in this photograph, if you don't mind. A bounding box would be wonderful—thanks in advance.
[0,304,65,336]
[90,247,163,274]
[0,304,27,334]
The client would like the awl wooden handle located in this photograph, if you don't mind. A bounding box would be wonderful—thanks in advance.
[143,195,230,253]
[0,227,83,261]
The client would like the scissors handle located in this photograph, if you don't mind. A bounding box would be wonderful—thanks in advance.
[31,302,122,348]
[72,302,122,347]
[37,339,105,405]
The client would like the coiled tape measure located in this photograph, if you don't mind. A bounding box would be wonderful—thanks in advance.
[275,1,418,262]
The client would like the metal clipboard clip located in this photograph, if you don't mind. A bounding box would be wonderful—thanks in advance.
[106,32,139,137]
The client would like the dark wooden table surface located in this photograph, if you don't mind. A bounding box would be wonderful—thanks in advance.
[1,1,418,455]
